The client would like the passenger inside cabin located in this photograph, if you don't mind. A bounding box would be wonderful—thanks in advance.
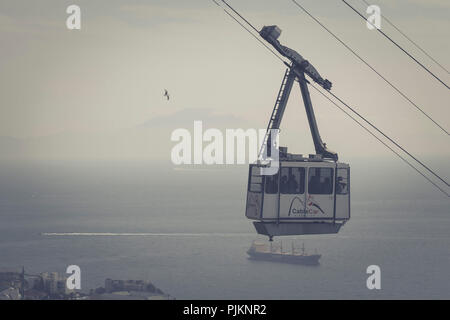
[309,175,321,194]
[280,175,289,193]
[336,177,347,194]
[322,177,332,194]
[265,173,279,194]
[288,174,298,193]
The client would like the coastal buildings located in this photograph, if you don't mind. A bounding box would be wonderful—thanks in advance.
[0,270,23,300]
[90,279,171,300]
[0,269,172,300]
[0,270,76,299]
[40,272,75,296]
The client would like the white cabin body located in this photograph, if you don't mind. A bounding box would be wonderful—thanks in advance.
[245,155,350,237]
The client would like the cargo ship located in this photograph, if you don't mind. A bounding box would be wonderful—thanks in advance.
[247,241,320,265]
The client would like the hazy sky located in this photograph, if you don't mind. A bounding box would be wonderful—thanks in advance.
[0,0,449,160]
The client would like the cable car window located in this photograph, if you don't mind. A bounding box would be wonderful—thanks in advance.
[336,168,349,195]
[249,176,263,193]
[280,167,305,194]
[251,176,263,184]
[248,166,263,192]
[265,172,279,194]
[308,167,333,195]
[280,168,289,194]
[249,183,262,192]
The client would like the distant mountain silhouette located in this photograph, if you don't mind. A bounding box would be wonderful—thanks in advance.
[0,108,255,161]
[139,108,249,129]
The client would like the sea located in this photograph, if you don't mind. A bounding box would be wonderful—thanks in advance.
[0,159,448,299]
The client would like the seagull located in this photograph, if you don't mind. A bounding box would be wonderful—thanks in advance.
[163,89,170,101]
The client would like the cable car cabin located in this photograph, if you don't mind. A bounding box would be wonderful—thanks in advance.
[241,25,351,239]
[245,152,350,239]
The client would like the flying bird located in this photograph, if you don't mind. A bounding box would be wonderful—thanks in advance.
[163,89,170,101]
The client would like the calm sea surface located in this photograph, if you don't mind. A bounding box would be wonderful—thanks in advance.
[0,160,448,299]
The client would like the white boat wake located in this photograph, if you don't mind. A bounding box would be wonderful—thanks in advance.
[41,232,254,237]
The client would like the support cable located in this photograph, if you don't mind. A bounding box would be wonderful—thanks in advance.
[341,0,450,90]
[291,0,449,135]
[311,84,449,197]
[360,0,449,74]
[211,0,449,195]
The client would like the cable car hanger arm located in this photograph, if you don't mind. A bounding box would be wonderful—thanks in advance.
[259,25,338,161]
[260,25,332,90]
